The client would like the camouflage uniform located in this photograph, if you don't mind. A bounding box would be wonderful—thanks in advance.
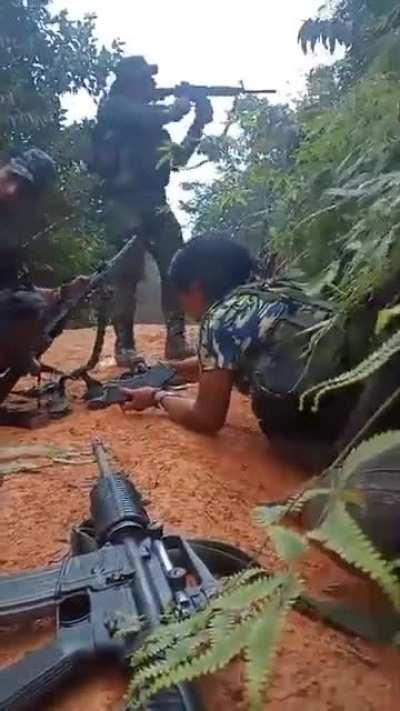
[93,56,213,363]
[199,281,354,467]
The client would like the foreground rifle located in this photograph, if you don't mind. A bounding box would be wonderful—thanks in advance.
[0,440,220,710]
[0,236,139,406]
[1,444,399,710]
[156,82,276,101]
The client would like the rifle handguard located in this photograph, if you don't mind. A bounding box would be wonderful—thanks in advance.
[91,471,149,544]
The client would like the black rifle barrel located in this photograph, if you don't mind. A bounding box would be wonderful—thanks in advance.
[90,440,201,711]
[44,235,139,341]
[90,439,149,544]
[92,437,111,477]
[0,235,140,408]
[156,84,276,99]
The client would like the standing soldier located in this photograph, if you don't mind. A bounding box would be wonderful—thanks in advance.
[92,56,213,366]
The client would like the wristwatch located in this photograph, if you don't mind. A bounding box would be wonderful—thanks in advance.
[153,390,170,409]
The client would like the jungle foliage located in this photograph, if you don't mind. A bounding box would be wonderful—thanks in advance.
[141,8,400,703]
[2,1,400,707]
[0,0,123,283]
[127,431,400,710]
[184,0,400,312]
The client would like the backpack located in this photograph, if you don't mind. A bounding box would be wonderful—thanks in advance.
[231,279,347,400]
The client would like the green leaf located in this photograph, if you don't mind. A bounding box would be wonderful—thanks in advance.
[337,488,367,511]
[254,503,289,526]
[300,329,400,412]
[376,304,400,335]
[245,601,286,710]
[341,430,400,485]
[269,525,308,564]
[309,501,400,609]
[217,574,284,610]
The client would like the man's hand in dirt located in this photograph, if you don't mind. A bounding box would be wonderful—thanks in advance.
[120,387,158,412]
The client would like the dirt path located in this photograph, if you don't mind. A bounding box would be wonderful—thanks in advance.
[1,326,399,710]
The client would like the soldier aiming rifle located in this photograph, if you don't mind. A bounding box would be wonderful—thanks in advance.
[91,55,275,367]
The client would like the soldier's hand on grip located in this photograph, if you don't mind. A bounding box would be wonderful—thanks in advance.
[173,97,192,119]
[194,96,213,125]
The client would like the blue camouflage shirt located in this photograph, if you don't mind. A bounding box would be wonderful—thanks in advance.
[198,289,287,374]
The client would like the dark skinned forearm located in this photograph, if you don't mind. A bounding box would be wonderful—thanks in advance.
[159,395,220,434]
[158,369,234,433]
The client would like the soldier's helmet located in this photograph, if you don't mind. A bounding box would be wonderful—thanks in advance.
[115,56,158,81]
[8,149,57,190]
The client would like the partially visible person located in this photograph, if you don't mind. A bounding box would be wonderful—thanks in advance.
[0,149,88,384]
[0,148,58,290]
[120,235,357,469]
[91,56,213,366]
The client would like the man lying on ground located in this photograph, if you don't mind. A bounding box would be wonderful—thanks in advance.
[119,235,358,469]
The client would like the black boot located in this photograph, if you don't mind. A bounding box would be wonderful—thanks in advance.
[114,318,139,369]
[164,316,194,360]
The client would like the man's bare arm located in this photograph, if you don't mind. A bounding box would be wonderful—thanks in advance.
[158,369,233,433]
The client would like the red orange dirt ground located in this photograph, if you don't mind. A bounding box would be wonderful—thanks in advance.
[0,326,399,710]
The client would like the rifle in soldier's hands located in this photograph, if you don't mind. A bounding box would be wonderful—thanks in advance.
[0,236,140,405]
[155,82,276,101]
[42,235,139,347]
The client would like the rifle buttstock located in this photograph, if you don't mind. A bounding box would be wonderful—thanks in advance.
[0,641,90,711]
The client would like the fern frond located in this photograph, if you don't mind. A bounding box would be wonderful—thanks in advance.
[268,525,308,564]
[220,566,266,594]
[208,610,238,644]
[127,568,300,711]
[166,630,210,666]
[129,616,258,710]
[376,304,400,335]
[245,575,301,711]
[254,486,334,526]
[254,491,311,525]
[309,501,400,609]
[217,574,284,610]
[300,328,400,412]
[130,608,212,666]
[340,430,400,485]
[254,503,290,526]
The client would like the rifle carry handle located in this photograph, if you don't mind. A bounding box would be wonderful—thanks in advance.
[0,640,89,711]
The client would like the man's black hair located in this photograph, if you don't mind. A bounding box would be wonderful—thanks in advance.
[169,234,255,302]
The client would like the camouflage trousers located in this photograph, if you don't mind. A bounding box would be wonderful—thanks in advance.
[104,192,186,352]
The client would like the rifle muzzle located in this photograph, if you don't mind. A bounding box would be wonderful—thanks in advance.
[91,442,149,544]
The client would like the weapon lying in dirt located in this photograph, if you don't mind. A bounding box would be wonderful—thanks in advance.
[156,82,276,102]
[18,362,179,415]
[0,236,139,409]
[85,362,178,409]
[0,440,223,710]
[1,441,400,710]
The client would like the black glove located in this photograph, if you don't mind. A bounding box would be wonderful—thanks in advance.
[194,96,213,125]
